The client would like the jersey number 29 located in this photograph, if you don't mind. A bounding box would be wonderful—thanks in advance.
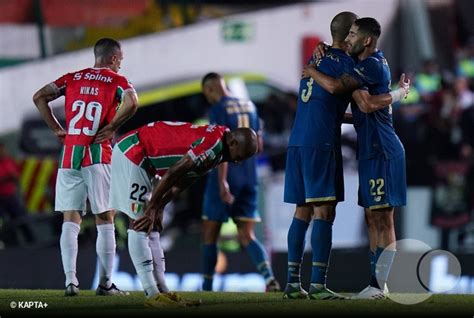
[68,100,102,136]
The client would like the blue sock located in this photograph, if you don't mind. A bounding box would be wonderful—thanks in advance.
[369,249,378,287]
[246,239,274,283]
[375,246,396,287]
[310,219,332,286]
[202,243,218,291]
[287,217,310,285]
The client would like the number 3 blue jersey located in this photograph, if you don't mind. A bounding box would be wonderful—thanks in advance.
[288,48,354,149]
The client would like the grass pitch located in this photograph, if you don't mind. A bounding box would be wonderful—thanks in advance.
[0,290,473,317]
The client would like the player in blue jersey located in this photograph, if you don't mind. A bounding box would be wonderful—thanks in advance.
[283,11,358,300]
[200,72,280,292]
[302,17,410,300]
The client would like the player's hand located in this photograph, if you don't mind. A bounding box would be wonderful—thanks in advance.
[219,181,235,205]
[398,73,410,98]
[133,213,154,234]
[54,128,66,143]
[312,42,329,60]
[302,63,315,79]
[94,124,115,144]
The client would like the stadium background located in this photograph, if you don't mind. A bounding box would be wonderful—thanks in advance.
[0,0,473,294]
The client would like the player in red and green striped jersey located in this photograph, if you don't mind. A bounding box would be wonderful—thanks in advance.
[33,38,138,297]
[108,121,258,307]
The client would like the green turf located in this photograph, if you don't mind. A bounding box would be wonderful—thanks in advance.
[0,290,472,316]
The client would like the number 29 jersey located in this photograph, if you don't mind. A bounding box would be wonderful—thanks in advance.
[50,67,135,168]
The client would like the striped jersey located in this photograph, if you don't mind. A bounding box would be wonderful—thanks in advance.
[51,67,135,169]
[117,121,229,176]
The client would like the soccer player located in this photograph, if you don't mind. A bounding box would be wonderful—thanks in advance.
[32,38,138,296]
[200,72,280,292]
[108,121,258,307]
[283,11,358,300]
[302,17,410,299]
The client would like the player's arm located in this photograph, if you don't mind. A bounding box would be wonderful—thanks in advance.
[218,162,234,205]
[94,89,138,143]
[133,155,195,233]
[302,64,360,94]
[32,84,66,142]
[152,175,199,232]
[352,73,410,113]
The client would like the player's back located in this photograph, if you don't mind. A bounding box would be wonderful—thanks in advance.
[289,48,354,150]
[56,67,131,146]
[209,96,259,186]
[128,121,227,175]
[350,51,404,160]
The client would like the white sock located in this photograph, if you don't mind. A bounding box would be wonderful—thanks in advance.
[60,222,80,287]
[96,223,116,288]
[128,230,159,298]
[149,231,169,293]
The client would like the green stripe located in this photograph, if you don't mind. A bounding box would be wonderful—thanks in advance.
[209,140,223,158]
[149,155,182,170]
[58,147,64,169]
[118,133,139,153]
[72,145,84,170]
[90,144,101,164]
[191,137,204,148]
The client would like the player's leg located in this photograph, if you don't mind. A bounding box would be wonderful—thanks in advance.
[61,211,82,296]
[234,219,280,292]
[84,163,127,295]
[56,168,86,296]
[283,147,310,298]
[308,203,345,300]
[201,220,222,291]
[364,209,378,288]
[373,207,396,293]
[283,204,311,299]
[149,230,169,293]
[233,184,280,292]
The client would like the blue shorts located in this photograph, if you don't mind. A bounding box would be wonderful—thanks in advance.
[202,173,260,223]
[284,146,344,204]
[358,153,407,209]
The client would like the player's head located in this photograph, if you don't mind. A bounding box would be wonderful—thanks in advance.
[330,11,358,44]
[94,38,123,72]
[345,17,381,56]
[202,72,228,104]
[225,128,258,163]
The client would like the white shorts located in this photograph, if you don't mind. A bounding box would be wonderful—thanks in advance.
[55,164,111,214]
[108,145,153,220]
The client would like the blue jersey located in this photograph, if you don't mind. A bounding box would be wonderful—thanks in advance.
[288,48,354,149]
[208,96,260,186]
[350,50,405,160]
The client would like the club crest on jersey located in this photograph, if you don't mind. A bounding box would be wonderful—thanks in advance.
[131,202,143,214]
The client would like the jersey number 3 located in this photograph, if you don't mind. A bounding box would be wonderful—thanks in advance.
[68,100,102,136]
[301,78,314,103]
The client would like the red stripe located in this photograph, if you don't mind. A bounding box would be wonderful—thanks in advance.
[82,146,92,167]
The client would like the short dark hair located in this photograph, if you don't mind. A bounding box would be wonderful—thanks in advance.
[330,11,358,42]
[201,72,221,87]
[93,38,121,60]
[354,17,381,38]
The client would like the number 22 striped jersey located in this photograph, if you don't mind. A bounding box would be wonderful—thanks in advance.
[50,67,135,169]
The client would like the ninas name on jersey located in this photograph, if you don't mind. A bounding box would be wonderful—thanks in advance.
[73,72,113,83]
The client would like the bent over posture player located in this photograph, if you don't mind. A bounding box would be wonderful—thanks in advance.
[109,121,258,307]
